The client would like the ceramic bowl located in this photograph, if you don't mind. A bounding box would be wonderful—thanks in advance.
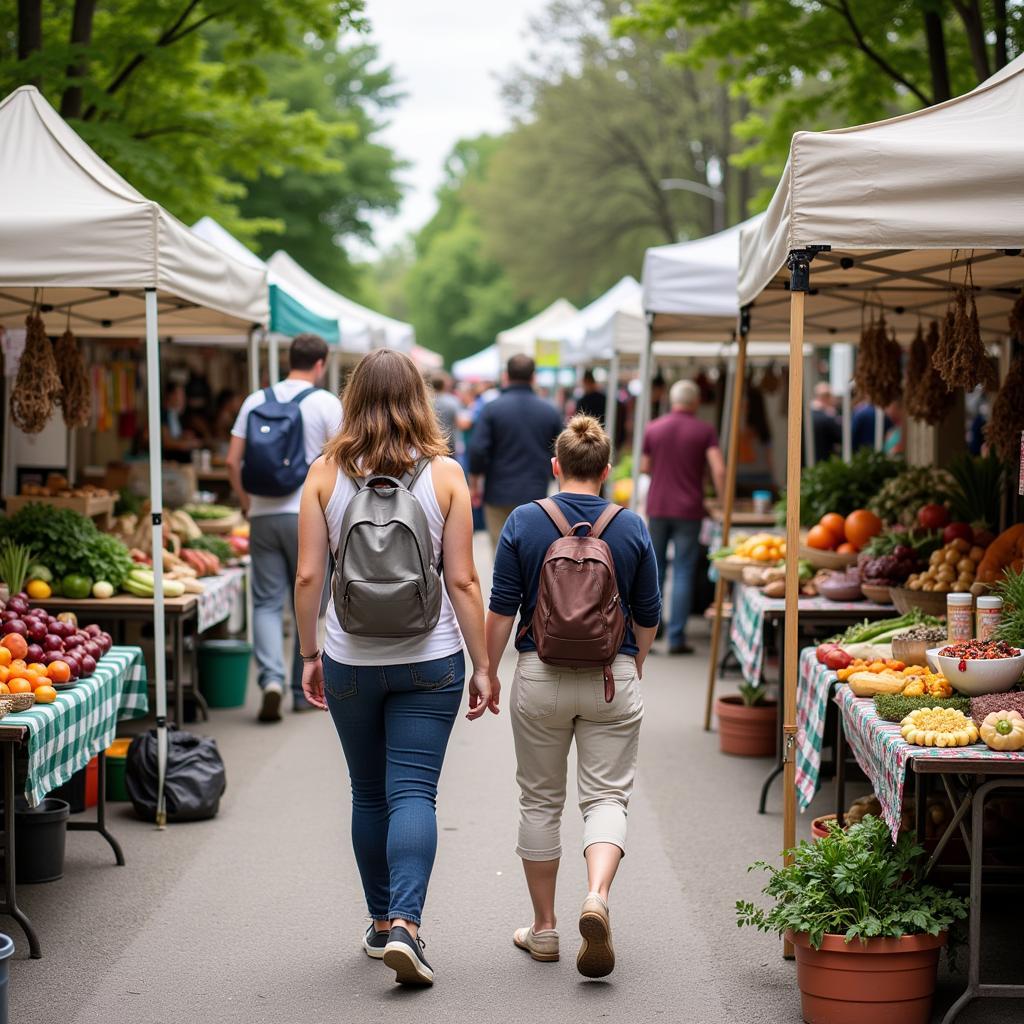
[925,647,1024,696]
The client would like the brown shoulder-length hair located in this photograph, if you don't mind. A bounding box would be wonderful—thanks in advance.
[323,349,449,478]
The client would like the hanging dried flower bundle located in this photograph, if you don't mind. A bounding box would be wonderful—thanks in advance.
[932,284,998,392]
[853,310,902,407]
[54,329,91,428]
[11,313,62,434]
[985,294,1024,462]
[905,320,955,425]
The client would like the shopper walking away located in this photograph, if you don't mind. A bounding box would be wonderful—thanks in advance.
[294,349,497,988]
[640,379,723,654]
[226,333,342,721]
[468,354,563,550]
[432,372,469,457]
[810,382,841,463]
[486,415,659,979]
[575,369,607,423]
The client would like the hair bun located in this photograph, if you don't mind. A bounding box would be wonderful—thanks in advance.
[569,413,601,438]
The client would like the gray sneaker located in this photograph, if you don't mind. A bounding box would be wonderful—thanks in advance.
[362,923,388,960]
[257,682,283,723]
[383,926,433,985]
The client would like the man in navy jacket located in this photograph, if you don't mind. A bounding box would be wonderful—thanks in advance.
[469,354,564,549]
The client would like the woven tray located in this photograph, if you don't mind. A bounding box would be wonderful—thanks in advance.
[3,692,35,712]
[798,540,858,571]
[889,586,950,618]
[860,583,893,605]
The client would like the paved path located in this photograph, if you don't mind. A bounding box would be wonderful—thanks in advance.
[8,540,1015,1023]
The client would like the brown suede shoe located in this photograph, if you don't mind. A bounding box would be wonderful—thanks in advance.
[577,892,615,978]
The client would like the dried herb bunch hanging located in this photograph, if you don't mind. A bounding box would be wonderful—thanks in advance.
[932,276,998,392]
[985,294,1024,461]
[54,329,90,428]
[904,320,955,425]
[853,310,902,407]
[11,313,62,434]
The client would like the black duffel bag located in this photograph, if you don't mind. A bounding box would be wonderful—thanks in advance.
[126,727,226,822]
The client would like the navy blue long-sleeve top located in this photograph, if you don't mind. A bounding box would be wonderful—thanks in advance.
[489,492,662,656]
[467,384,564,506]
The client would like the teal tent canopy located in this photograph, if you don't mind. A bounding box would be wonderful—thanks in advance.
[269,283,339,344]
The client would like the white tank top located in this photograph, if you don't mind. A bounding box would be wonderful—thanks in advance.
[323,457,464,666]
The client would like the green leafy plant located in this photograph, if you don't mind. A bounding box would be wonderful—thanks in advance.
[868,465,956,527]
[992,566,1024,646]
[738,682,769,707]
[736,816,968,951]
[0,540,35,595]
[947,452,1007,531]
[184,535,234,562]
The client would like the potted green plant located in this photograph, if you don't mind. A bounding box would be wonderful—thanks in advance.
[737,816,967,1024]
[715,681,777,756]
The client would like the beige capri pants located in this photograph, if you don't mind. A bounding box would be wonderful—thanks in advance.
[511,652,643,861]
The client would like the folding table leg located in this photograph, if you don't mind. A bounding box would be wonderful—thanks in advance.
[758,618,785,814]
[67,752,125,866]
[0,743,41,958]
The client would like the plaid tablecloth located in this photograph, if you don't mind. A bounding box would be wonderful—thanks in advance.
[3,647,148,807]
[196,567,246,633]
[795,647,839,810]
[836,684,1024,839]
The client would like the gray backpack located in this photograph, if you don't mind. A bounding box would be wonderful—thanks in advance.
[333,459,443,638]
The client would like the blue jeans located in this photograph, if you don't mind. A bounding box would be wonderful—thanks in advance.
[649,517,702,646]
[323,651,465,926]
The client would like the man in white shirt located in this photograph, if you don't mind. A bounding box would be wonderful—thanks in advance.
[227,333,342,721]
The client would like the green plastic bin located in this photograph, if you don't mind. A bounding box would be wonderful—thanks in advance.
[198,640,253,708]
[105,738,132,801]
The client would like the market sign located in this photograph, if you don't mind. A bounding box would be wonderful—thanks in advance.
[535,338,561,368]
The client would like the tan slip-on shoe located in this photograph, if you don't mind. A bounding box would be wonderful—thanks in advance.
[577,892,615,978]
[513,926,560,962]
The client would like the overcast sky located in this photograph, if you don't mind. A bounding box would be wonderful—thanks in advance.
[363,0,550,254]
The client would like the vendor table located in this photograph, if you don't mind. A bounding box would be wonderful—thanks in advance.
[727,584,895,812]
[833,686,1024,1024]
[0,646,148,957]
[795,647,842,811]
[35,566,246,726]
[706,500,778,528]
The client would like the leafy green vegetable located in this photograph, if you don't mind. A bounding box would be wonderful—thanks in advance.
[775,449,902,527]
[992,566,1024,646]
[874,694,971,723]
[831,610,941,645]
[184,535,233,562]
[862,529,942,560]
[183,503,234,521]
[946,452,1007,530]
[114,490,143,517]
[0,540,34,595]
[736,816,968,951]
[0,503,134,589]
[867,465,956,527]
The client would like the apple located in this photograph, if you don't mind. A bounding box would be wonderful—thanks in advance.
[79,654,96,677]
[85,624,101,638]
[25,644,43,663]
[83,641,100,660]
[2,620,26,636]
[43,634,62,651]
[7,598,29,616]
[98,632,112,654]
[63,634,83,649]
[25,619,46,642]
[1,612,17,624]
[41,651,64,666]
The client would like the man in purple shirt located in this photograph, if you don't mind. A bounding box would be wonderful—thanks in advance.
[640,379,725,654]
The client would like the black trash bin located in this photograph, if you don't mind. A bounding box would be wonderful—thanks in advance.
[13,798,70,884]
[0,932,12,1024]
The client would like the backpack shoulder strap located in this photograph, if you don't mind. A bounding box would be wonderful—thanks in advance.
[589,502,624,540]
[403,457,431,491]
[535,498,573,537]
[262,386,276,404]
[290,386,317,405]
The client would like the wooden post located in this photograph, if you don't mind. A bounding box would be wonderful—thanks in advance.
[703,322,748,731]
[629,319,653,511]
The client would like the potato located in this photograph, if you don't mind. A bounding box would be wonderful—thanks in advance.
[929,550,943,567]
[944,548,960,565]
[957,557,975,574]
[908,579,923,591]
[935,581,952,592]
[969,545,986,562]
[922,582,935,591]
[937,565,956,582]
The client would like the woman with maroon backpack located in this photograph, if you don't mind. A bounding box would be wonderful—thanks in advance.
[485,415,661,979]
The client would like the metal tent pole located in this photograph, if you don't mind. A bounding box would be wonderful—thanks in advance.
[144,289,168,830]
[248,329,260,395]
[606,350,620,466]
[803,351,816,466]
[328,349,341,397]
[874,407,885,451]
[841,384,852,462]
[629,317,653,511]
[268,334,281,385]
[703,309,749,731]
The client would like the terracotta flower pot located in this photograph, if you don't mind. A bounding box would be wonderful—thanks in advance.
[786,929,946,1024]
[811,814,839,840]
[715,695,777,757]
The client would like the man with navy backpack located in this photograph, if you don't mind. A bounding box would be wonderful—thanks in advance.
[226,333,342,721]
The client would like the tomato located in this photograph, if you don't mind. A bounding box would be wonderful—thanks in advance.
[807,524,838,550]
[917,504,949,530]
[845,509,883,549]
[819,514,847,543]
[824,648,853,671]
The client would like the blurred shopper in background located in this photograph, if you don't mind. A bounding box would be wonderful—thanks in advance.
[432,372,469,457]
[810,382,841,463]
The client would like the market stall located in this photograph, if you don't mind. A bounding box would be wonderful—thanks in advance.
[495,298,578,365]
[0,85,268,826]
[736,52,1024,977]
[451,343,501,382]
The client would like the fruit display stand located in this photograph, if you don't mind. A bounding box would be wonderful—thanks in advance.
[0,646,148,956]
[832,685,1024,1023]
[4,492,117,529]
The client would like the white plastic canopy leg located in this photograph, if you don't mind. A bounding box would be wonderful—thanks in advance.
[629,322,653,510]
[605,352,620,466]
[268,334,281,385]
[874,407,885,451]
[144,289,168,829]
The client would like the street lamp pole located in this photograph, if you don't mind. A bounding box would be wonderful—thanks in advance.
[659,177,726,233]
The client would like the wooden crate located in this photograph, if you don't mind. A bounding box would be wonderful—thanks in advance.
[6,492,117,527]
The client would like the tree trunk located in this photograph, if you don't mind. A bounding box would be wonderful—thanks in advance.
[954,0,991,81]
[994,0,1008,69]
[922,7,951,103]
[60,0,98,119]
[17,0,42,82]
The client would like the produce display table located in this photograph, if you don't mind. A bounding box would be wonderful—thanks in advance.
[833,686,1024,1024]
[35,565,247,725]
[795,647,841,811]
[0,646,148,957]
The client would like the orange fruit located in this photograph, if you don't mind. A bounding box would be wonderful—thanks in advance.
[22,672,43,691]
[33,685,57,704]
[807,524,838,550]
[0,647,11,667]
[27,662,47,676]
[46,661,71,684]
[0,682,9,695]
[0,667,9,684]
[845,509,883,550]
[836,542,858,554]
[8,678,32,695]
[1,634,28,661]
[819,513,847,543]
[7,662,27,680]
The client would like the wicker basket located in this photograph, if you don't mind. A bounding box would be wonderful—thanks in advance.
[860,583,893,605]
[715,558,751,583]
[0,698,12,719]
[798,540,858,571]
[889,586,949,618]
[4,692,35,712]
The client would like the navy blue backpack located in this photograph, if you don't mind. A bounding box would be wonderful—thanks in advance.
[241,386,316,497]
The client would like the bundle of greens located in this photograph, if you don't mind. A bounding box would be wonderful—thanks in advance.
[874,694,971,723]
[184,535,233,562]
[868,465,956,527]
[775,449,902,528]
[946,452,1006,533]
[992,566,1024,646]
[830,610,942,647]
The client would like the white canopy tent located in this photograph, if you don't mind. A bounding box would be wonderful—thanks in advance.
[495,298,578,363]
[736,53,1024,901]
[267,250,414,354]
[451,343,501,382]
[0,85,268,836]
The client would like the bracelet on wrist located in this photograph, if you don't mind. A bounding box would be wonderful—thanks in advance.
[300,648,321,663]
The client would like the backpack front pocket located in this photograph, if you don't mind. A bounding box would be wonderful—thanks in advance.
[340,579,427,637]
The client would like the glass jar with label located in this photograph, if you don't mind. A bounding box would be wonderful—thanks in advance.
[975,595,1004,642]
[946,593,974,643]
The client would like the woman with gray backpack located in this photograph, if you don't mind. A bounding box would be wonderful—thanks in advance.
[485,415,660,979]
[294,349,498,987]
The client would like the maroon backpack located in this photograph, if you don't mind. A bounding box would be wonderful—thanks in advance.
[527,498,626,702]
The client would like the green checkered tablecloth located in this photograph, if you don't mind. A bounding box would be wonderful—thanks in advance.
[796,647,838,810]
[2,647,148,807]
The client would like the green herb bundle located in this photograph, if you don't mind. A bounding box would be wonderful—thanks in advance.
[0,540,34,595]
[184,535,233,562]
[947,453,1006,531]
[868,465,956,527]
[993,566,1024,646]
[874,694,971,723]
[736,816,968,950]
